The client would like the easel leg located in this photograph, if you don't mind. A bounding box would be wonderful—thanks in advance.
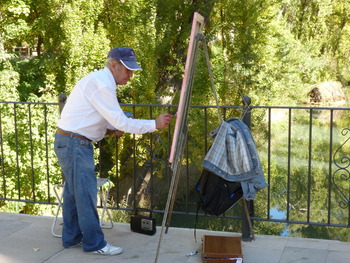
[242,199,255,241]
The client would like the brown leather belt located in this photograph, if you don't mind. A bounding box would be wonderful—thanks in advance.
[56,128,91,141]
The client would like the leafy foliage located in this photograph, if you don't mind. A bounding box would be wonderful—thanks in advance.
[1,0,349,103]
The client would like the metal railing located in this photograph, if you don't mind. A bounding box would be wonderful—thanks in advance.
[0,97,349,239]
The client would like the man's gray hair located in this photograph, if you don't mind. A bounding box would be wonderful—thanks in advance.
[106,57,121,67]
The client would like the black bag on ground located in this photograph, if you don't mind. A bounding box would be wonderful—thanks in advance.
[130,209,156,236]
[196,168,243,216]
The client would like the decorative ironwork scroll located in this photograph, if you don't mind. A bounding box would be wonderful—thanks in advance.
[332,128,350,209]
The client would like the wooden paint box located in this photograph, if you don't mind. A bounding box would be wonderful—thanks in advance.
[202,235,243,263]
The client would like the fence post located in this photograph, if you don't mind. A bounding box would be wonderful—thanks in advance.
[241,96,254,241]
[58,93,67,113]
[57,93,67,183]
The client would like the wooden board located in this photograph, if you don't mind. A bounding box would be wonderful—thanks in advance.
[163,11,205,231]
[168,11,205,164]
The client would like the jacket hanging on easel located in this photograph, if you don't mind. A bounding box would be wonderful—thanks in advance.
[202,117,268,200]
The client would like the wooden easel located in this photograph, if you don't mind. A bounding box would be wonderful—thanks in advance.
[154,12,254,263]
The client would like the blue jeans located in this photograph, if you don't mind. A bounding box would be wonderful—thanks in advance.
[54,131,106,252]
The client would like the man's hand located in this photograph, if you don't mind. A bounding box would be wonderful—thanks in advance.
[106,129,124,138]
[155,113,173,129]
[113,130,125,137]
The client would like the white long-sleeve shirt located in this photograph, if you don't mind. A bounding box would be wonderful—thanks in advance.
[57,67,156,142]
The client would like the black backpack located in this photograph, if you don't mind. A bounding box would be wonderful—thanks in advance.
[196,168,243,216]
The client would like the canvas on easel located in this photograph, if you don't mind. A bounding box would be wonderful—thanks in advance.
[165,12,205,231]
[154,12,205,263]
[169,12,205,165]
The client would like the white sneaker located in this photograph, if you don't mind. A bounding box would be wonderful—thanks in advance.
[91,243,123,256]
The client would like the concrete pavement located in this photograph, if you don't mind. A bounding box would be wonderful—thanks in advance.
[0,212,349,263]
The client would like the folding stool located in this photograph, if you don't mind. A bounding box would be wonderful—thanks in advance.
[51,178,114,238]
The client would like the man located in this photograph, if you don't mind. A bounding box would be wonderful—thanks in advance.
[54,47,172,256]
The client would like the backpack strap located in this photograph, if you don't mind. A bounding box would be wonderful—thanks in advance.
[194,169,206,243]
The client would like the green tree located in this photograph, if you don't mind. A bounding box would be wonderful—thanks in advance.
[0,0,30,50]
[281,0,350,84]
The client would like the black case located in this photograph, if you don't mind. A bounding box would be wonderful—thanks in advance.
[130,210,156,236]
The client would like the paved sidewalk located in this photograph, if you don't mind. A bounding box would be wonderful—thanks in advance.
[0,212,349,263]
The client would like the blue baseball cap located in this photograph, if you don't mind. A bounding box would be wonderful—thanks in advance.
[108,47,142,71]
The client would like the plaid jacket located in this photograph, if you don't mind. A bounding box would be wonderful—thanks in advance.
[202,118,268,200]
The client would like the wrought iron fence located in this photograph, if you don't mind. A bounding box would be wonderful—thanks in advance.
[0,98,349,239]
